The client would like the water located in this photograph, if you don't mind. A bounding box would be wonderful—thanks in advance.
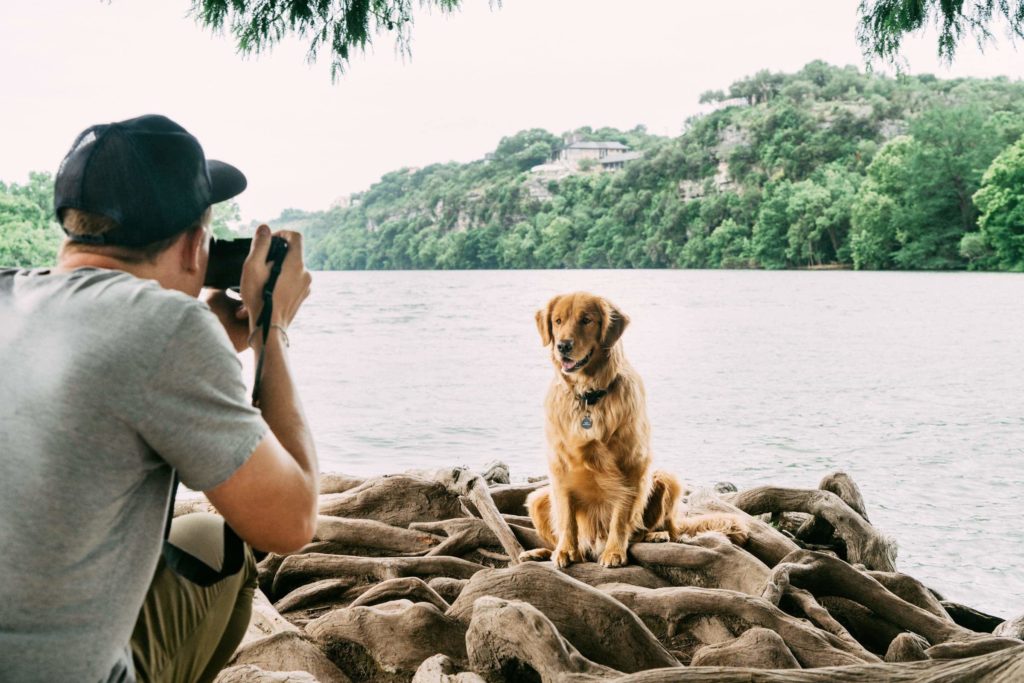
[274,269,1023,617]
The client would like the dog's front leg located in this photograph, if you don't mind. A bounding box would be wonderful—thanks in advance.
[601,489,642,568]
[551,486,582,568]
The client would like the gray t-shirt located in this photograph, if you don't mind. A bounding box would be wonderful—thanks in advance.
[0,267,267,682]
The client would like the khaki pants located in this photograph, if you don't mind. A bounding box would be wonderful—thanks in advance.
[131,513,257,683]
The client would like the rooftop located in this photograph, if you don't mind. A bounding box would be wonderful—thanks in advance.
[565,140,629,150]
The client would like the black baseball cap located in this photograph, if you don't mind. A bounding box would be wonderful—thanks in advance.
[54,114,247,247]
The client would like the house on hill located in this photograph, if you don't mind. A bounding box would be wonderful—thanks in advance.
[531,137,642,177]
[558,140,630,164]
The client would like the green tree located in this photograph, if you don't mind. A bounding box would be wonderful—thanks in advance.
[0,173,61,268]
[192,0,463,79]
[858,0,1024,64]
[973,136,1024,270]
[211,200,242,239]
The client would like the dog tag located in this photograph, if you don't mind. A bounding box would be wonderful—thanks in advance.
[581,415,593,429]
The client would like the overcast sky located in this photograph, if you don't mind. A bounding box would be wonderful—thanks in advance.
[2,1,1022,221]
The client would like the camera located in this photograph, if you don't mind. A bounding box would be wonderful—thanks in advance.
[204,236,289,290]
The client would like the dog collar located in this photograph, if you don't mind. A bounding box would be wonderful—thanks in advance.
[576,388,608,406]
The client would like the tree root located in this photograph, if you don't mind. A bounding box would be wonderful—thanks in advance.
[629,535,770,595]
[273,553,484,599]
[447,562,679,673]
[730,485,896,571]
[602,583,876,667]
[307,600,468,682]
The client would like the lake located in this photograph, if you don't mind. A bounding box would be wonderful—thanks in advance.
[273,269,1023,617]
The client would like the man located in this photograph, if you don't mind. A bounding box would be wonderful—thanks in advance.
[0,114,319,682]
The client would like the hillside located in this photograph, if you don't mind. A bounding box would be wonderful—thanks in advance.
[297,61,1024,271]
[3,61,1024,271]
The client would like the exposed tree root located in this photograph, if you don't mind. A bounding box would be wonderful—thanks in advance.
[729,486,896,571]
[448,562,679,673]
[208,469,1021,682]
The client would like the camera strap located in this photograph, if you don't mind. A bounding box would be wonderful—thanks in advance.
[251,251,285,407]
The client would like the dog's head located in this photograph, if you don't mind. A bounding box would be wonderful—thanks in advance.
[535,292,629,374]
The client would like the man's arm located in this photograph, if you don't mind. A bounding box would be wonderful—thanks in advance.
[204,226,318,554]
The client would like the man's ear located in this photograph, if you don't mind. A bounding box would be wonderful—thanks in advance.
[535,295,559,347]
[600,299,629,349]
[179,225,206,274]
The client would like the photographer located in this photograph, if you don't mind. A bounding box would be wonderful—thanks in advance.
[0,115,318,682]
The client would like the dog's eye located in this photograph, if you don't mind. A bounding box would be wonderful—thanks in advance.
[554,318,562,325]
[580,317,592,325]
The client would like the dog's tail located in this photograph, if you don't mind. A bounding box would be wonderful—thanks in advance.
[675,512,750,546]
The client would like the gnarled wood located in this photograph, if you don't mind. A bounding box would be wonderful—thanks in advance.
[767,550,973,645]
[795,472,871,544]
[925,637,1024,659]
[730,487,896,571]
[629,535,770,595]
[315,516,443,555]
[412,654,487,683]
[230,631,352,683]
[942,601,1004,633]
[307,600,468,681]
[320,472,367,495]
[319,474,468,526]
[348,576,450,612]
[884,632,929,662]
[693,497,799,568]
[432,467,526,565]
[602,583,876,667]
[274,553,484,599]
[243,589,301,647]
[690,628,800,669]
[447,562,679,673]
[274,578,360,615]
[465,597,619,681]
[215,665,319,683]
[487,481,547,515]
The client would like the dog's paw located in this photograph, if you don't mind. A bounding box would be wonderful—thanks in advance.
[642,530,671,543]
[518,548,552,562]
[599,546,628,568]
[552,544,583,568]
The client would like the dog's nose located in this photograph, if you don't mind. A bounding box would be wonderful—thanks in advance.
[557,340,573,354]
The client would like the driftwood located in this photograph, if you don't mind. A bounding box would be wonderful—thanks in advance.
[448,563,680,673]
[728,485,897,571]
[210,466,1021,682]
[308,600,468,681]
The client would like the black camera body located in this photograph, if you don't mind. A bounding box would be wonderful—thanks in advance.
[204,236,289,290]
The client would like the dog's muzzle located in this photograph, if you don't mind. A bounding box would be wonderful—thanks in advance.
[560,349,592,373]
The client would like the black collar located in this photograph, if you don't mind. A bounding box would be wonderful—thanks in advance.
[575,377,617,406]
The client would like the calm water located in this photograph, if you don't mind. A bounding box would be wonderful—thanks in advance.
[271,269,1023,616]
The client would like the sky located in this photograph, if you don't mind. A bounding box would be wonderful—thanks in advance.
[2,1,1023,222]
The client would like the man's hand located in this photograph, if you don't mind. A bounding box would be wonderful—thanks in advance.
[202,289,250,352]
[240,224,312,338]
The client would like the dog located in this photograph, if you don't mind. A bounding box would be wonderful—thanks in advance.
[520,292,748,568]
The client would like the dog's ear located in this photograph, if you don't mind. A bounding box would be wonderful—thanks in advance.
[600,299,630,349]
[535,296,559,346]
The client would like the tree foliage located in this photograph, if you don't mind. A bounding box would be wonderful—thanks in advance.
[191,0,463,79]
[0,173,61,268]
[973,135,1024,270]
[858,0,1024,64]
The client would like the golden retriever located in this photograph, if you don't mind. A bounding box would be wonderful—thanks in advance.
[521,292,748,568]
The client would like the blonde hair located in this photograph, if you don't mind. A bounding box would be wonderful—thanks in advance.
[60,207,212,264]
